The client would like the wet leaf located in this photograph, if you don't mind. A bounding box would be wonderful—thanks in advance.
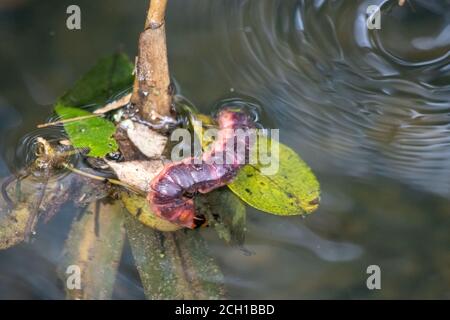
[55,104,118,157]
[228,136,320,215]
[54,53,134,157]
[58,200,126,300]
[125,215,225,299]
[121,192,181,232]
[106,159,164,193]
[191,113,215,151]
[0,204,34,250]
[176,105,215,152]
[198,189,246,246]
[58,53,134,108]
[125,122,168,159]
[0,174,77,250]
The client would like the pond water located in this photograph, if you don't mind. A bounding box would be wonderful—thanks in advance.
[0,0,449,299]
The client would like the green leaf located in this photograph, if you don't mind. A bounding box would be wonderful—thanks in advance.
[54,53,134,157]
[228,136,320,215]
[58,53,134,108]
[55,104,118,157]
[197,189,246,246]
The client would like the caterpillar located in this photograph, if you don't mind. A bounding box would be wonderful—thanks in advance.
[147,108,256,228]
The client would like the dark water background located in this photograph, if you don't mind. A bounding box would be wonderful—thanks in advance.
[0,0,449,299]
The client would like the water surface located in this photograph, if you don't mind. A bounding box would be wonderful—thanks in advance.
[0,0,449,299]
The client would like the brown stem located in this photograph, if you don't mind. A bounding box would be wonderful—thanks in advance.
[131,0,172,121]
[146,0,168,29]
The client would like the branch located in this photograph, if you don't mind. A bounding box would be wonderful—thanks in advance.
[146,0,168,29]
[131,0,172,121]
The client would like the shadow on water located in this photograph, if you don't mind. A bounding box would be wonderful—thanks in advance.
[0,0,449,298]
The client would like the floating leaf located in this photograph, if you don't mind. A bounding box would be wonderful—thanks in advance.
[125,215,225,299]
[58,200,126,300]
[58,53,134,108]
[55,104,118,157]
[228,136,320,215]
[197,189,246,246]
[121,192,181,232]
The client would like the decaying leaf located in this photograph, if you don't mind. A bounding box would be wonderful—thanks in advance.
[121,192,181,232]
[125,215,225,299]
[114,127,148,161]
[228,136,320,215]
[106,160,164,193]
[0,173,78,250]
[125,121,168,159]
[0,204,35,250]
[58,200,126,300]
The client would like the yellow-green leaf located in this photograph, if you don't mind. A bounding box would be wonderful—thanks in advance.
[120,192,181,232]
[228,136,320,215]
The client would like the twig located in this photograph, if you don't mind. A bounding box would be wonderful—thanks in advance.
[62,163,146,197]
[24,178,48,241]
[146,0,168,29]
[37,114,103,129]
[37,93,132,128]
[93,93,132,114]
[131,0,172,120]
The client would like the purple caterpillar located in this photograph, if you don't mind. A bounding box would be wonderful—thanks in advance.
[148,108,256,228]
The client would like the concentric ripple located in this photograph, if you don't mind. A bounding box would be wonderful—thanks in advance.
[12,126,80,181]
[170,0,450,195]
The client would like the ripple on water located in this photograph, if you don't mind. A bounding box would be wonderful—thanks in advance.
[12,125,80,181]
[175,0,450,195]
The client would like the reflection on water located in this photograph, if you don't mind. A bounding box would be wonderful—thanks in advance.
[0,0,449,299]
[251,218,364,262]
